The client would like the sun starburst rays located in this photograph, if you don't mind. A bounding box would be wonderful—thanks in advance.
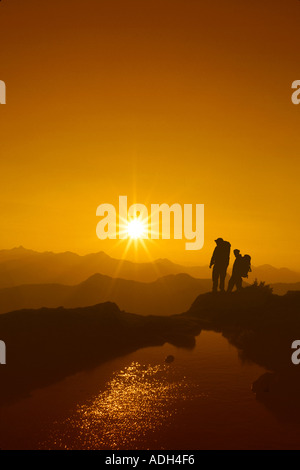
[109,212,161,279]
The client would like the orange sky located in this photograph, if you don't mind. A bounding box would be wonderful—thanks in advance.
[0,0,300,269]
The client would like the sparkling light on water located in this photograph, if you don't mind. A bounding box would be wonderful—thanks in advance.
[45,361,203,450]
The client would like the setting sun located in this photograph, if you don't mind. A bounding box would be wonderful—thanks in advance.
[127,219,147,240]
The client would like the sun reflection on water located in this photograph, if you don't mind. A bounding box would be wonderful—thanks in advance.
[45,361,203,450]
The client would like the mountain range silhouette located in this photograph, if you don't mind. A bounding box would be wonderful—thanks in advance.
[0,271,298,316]
[0,247,299,289]
[0,273,210,315]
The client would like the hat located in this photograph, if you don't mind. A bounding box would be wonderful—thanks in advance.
[214,237,224,243]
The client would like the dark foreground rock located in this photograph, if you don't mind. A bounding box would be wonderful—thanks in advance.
[0,301,200,405]
[1,284,300,423]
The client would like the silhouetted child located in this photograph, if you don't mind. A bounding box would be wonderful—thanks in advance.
[227,249,243,292]
[227,250,252,292]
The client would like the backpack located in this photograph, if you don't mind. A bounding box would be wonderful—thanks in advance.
[240,255,251,278]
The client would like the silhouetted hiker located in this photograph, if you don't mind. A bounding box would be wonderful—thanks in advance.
[228,250,252,292]
[209,238,231,292]
[227,249,243,292]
